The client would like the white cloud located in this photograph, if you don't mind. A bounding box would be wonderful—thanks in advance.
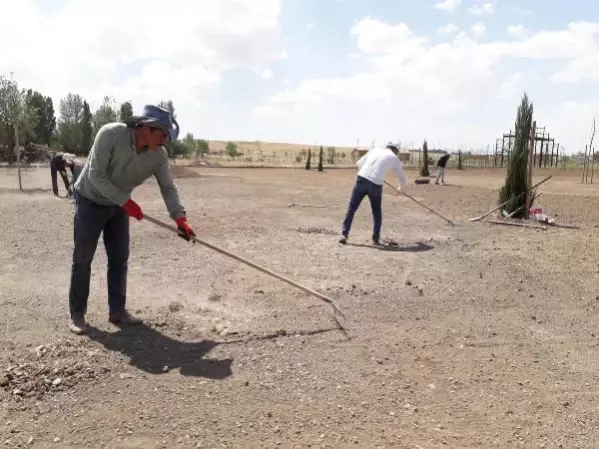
[259,68,274,79]
[438,23,460,34]
[551,54,599,83]
[0,0,285,134]
[255,19,599,151]
[468,1,495,15]
[471,22,486,36]
[434,0,461,11]
[507,5,533,15]
[4,1,599,153]
[495,72,523,99]
[495,22,599,60]
[507,25,527,38]
[253,105,284,116]
[306,22,315,31]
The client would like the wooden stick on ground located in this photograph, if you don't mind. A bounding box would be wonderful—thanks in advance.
[469,175,552,222]
[383,181,456,226]
[488,220,547,230]
[289,203,339,209]
[548,222,580,229]
[143,214,348,335]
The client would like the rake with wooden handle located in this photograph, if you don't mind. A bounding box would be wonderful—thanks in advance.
[383,181,456,226]
[143,214,348,336]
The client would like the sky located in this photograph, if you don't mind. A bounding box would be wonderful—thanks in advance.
[2,0,599,153]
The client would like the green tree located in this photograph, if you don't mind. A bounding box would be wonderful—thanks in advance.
[0,74,27,165]
[420,140,430,177]
[499,93,534,218]
[57,93,85,153]
[226,141,239,157]
[318,145,324,172]
[326,146,336,164]
[119,101,133,121]
[93,96,118,133]
[24,89,55,145]
[305,148,312,170]
[181,132,197,159]
[458,150,463,170]
[196,139,210,156]
[166,140,187,159]
[81,101,93,155]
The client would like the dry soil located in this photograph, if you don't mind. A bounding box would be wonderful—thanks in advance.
[1,166,599,448]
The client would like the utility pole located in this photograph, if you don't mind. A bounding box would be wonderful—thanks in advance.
[15,123,22,190]
[526,120,536,217]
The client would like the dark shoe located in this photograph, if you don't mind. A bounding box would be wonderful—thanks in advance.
[68,313,87,335]
[372,238,381,246]
[339,234,348,244]
[109,309,143,326]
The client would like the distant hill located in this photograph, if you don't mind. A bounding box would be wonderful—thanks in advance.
[206,140,358,156]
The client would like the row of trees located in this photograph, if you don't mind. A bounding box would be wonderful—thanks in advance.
[304,146,325,171]
[0,73,211,164]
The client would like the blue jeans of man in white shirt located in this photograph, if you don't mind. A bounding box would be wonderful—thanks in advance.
[341,175,383,243]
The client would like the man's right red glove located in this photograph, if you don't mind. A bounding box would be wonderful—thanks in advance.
[123,199,143,220]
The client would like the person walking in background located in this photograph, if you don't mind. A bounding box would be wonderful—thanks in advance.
[435,152,451,185]
[339,142,407,246]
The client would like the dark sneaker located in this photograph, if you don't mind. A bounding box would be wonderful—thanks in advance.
[339,235,348,244]
[372,238,382,246]
[109,309,143,326]
[68,313,87,335]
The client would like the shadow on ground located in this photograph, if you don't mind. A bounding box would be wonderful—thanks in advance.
[345,242,434,252]
[85,324,233,379]
[0,187,54,194]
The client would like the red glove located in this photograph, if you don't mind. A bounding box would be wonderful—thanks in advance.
[176,217,196,241]
[123,199,143,220]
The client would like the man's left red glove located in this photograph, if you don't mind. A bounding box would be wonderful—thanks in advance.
[176,217,196,241]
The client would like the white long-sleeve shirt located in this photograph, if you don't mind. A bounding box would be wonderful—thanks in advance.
[356,147,407,188]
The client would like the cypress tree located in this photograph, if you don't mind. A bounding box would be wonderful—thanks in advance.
[420,140,430,177]
[499,93,534,218]
[318,145,323,172]
[305,148,311,170]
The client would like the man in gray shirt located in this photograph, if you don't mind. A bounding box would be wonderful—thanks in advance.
[68,104,196,335]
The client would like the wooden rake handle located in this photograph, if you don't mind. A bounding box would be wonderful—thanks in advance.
[383,181,456,226]
[143,214,346,320]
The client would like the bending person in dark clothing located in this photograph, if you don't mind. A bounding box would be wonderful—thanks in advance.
[50,152,74,197]
[435,152,451,185]
[63,154,84,198]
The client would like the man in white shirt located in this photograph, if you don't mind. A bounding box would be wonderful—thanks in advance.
[339,142,407,245]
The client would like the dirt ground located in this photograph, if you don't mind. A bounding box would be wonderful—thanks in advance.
[2,165,599,448]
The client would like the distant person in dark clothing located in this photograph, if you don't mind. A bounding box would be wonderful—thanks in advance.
[50,152,74,197]
[63,154,84,199]
[435,153,451,185]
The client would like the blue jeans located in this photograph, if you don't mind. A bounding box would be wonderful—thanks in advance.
[342,176,383,241]
[69,191,130,316]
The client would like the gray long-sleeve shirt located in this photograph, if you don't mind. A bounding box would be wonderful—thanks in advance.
[74,122,186,220]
